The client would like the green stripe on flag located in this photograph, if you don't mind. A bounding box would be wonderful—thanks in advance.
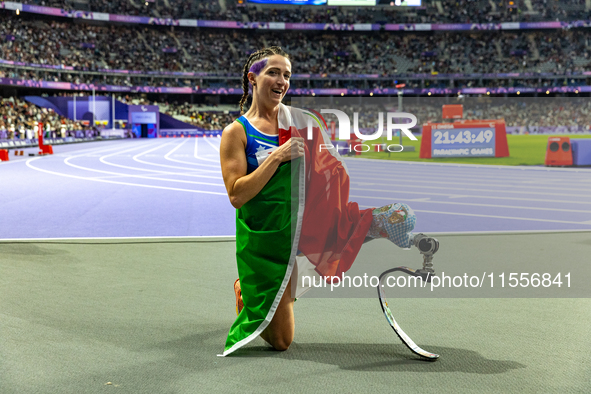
[305,112,324,131]
[224,160,300,354]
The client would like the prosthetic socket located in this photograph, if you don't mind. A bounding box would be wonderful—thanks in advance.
[368,203,439,280]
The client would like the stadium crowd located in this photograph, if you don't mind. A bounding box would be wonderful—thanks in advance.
[2,95,591,142]
[18,0,591,24]
[1,12,590,80]
[0,97,97,139]
[0,94,237,141]
[114,95,236,130]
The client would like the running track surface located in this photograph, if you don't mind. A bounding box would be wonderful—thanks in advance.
[1,138,591,239]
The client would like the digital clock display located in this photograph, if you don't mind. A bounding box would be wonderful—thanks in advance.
[431,127,496,157]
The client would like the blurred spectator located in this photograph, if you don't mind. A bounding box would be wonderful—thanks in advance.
[0,97,95,139]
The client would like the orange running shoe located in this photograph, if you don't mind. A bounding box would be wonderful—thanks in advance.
[234,279,243,315]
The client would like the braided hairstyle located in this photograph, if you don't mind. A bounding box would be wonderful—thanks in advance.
[239,46,290,114]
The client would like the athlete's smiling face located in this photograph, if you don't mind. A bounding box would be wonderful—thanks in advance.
[249,55,291,106]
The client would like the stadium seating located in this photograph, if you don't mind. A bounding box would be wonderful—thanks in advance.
[1,11,591,90]
[18,0,591,24]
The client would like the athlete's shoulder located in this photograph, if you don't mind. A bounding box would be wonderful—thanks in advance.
[224,118,246,134]
[222,119,247,143]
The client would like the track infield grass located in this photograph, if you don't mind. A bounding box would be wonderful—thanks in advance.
[352,134,591,166]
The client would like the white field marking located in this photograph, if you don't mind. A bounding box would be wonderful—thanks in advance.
[351,175,591,193]
[54,139,157,157]
[349,170,591,189]
[204,136,220,153]
[348,167,591,185]
[62,146,225,187]
[365,203,591,226]
[580,220,591,224]
[371,212,591,235]
[346,156,591,173]
[422,229,591,235]
[160,138,219,166]
[349,189,591,205]
[360,196,591,214]
[351,182,590,198]
[53,140,158,162]
[99,140,222,180]
[352,160,591,176]
[0,159,26,165]
[8,229,591,242]
[47,140,141,158]
[411,209,591,226]
[346,159,589,175]
[26,157,227,195]
[133,140,221,171]
[193,137,219,163]
[0,235,236,241]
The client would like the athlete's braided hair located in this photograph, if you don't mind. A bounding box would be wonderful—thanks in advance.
[239,46,290,114]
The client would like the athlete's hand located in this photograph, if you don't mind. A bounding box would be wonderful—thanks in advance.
[273,137,305,162]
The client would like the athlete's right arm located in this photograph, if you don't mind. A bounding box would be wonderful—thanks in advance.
[220,122,304,209]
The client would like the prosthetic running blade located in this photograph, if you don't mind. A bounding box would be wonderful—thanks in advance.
[377,234,440,360]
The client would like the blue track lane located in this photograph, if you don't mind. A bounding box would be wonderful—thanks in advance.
[1,139,591,239]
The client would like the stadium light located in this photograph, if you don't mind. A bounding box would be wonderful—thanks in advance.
[575,90,579,94]
[517,91,520,95]
[16,9,19,15]
[486,91,490,95]
[370,93,373,96]
[546,91,549,94]
[341,93,344,96]
[428,92,431,96]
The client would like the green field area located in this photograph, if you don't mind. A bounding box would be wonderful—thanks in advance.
[353,134,591,166]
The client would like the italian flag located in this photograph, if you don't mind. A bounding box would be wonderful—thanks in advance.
[221,104,373,356]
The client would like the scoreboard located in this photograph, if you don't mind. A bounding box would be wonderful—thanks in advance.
[420,120,510,159]
[432,127,496,157]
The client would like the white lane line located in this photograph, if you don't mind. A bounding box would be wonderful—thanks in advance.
[349,189,591,205]
[351,176,591,193]
[193,137,219,163]
[204,137,220,153]
[26,157,227,195]
[7,229,591,242]
[99,141,222,180]
[411,209,591,226]
[346,157,591,172]
[348,167,591,186]
[52,140,157,158]
[358,204,591,226]
[351,182,591,198]
[0,235,236,241]
[166,138,219,166]
[348,161,591,176]
[0,159,26,165]
[357,196,591,214]
[61,145,224,187]
[133,140,221,171]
